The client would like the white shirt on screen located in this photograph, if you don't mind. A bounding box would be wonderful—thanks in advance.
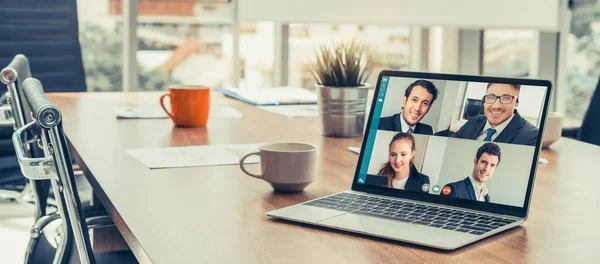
[392,177,409,190]
[469,175,489,202]
[399,111,415,133]
[476,113,515,141]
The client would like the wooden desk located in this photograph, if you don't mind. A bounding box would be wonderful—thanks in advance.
[49,92,600,263]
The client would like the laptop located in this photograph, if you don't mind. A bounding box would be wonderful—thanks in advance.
[267,70,551,250]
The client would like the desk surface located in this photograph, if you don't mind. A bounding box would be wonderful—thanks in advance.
[49,92,600,263]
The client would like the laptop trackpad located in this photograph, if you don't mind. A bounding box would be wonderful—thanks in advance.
[318,213,474,248]
[268,205,348,223]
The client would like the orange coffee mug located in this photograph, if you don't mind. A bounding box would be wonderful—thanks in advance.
[160,87,210,127]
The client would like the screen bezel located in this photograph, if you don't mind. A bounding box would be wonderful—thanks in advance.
[351,70,552,218]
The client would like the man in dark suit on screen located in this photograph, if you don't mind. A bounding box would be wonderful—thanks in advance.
[452,83,538,146]
[378,80,439,135]
[442,143,501,203]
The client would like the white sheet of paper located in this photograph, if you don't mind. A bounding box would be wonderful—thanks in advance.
[222,87,317,105]
[348,146,361,154]
[126,143,262,169]
[113,105,243,119]
[113,106,168,119]
[257,105,319,117]
[211,105,244,118]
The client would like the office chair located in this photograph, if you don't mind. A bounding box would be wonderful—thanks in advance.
[3,55,111,263]
[0,0,87,196]
[0,0,87,93]
[0,54,34,200]
[14,78,137,264]
[0,0,102,208]
[562,75,600,146]
[463,98,485,120]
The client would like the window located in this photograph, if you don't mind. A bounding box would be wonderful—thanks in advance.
[236,23,411,89]
[483,29,534,78]
[77,0,124,92]
[79,1,410,91]
[79,0,233,92]
[287,24,410,89]
[565,0,600,124]
[133,1,231,91]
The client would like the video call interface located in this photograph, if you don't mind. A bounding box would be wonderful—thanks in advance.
[356,76,548,208]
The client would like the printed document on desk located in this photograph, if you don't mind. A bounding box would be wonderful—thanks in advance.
[113,105,244,119]
[258,104,319,117]
[216,87,317,106]
[126,143,261,169]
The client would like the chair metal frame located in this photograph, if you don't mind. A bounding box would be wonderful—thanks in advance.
[4,55,111,264]
[2,55,74,264]
[0,54,29,129]
[14,78,95,264]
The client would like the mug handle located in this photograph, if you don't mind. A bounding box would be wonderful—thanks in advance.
[159,94,174,120]
[239,151,262,179]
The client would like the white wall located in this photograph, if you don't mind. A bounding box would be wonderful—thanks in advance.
[420,136,447,187]
[239,0,560,31]
[451,81,468,124]
[435,81,461,132]
[432,138,535,207]
[367,131,428,175]
[380,77,447,132]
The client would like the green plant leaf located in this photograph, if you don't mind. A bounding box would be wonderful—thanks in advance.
[308,40,373,87]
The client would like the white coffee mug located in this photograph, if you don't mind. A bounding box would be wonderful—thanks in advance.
[542,111,562,148]
[239,142,319,192]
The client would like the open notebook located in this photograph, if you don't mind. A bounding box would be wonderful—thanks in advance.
[216,87,318,106]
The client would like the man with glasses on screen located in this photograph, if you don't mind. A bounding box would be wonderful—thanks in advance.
[378,80,438,135]
[452,83,538,146]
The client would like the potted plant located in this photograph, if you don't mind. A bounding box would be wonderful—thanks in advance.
[310,41,373,137]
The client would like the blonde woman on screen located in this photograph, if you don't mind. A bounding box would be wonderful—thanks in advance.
[378,132,430,193]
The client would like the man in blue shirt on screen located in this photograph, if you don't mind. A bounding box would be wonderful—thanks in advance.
[378,80,438,135]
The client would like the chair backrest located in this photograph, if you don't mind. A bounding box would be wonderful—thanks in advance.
[1,54,32,128]
[0,56,30,185]
[0,0,86,92]
[463,98,485,120]
[18,78,95,264]
[2,54,51,219]
[578,75,600,146]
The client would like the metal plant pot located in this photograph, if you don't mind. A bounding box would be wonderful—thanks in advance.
[317,84,371,137]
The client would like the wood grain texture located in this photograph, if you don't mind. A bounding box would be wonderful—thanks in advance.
[48,92,600,264]
[92,226,130,254]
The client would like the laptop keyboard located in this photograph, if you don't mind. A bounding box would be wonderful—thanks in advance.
[303,193,517,236]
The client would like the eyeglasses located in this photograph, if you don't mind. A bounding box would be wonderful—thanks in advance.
[483,94,518,104]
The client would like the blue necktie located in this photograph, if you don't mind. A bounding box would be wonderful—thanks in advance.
[408,128,414,133]
[483,128,497,141]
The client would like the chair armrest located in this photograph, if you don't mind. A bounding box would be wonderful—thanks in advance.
[31,212,61,237]
[562,127,580,139]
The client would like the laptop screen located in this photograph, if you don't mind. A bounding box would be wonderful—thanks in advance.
[354,72,550,214]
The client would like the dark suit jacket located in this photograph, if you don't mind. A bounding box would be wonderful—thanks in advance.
[367,164,430,193]
[451,110,538,146]
[378,113,433,135]
[405,165,430,193]
[443,177,490,203]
